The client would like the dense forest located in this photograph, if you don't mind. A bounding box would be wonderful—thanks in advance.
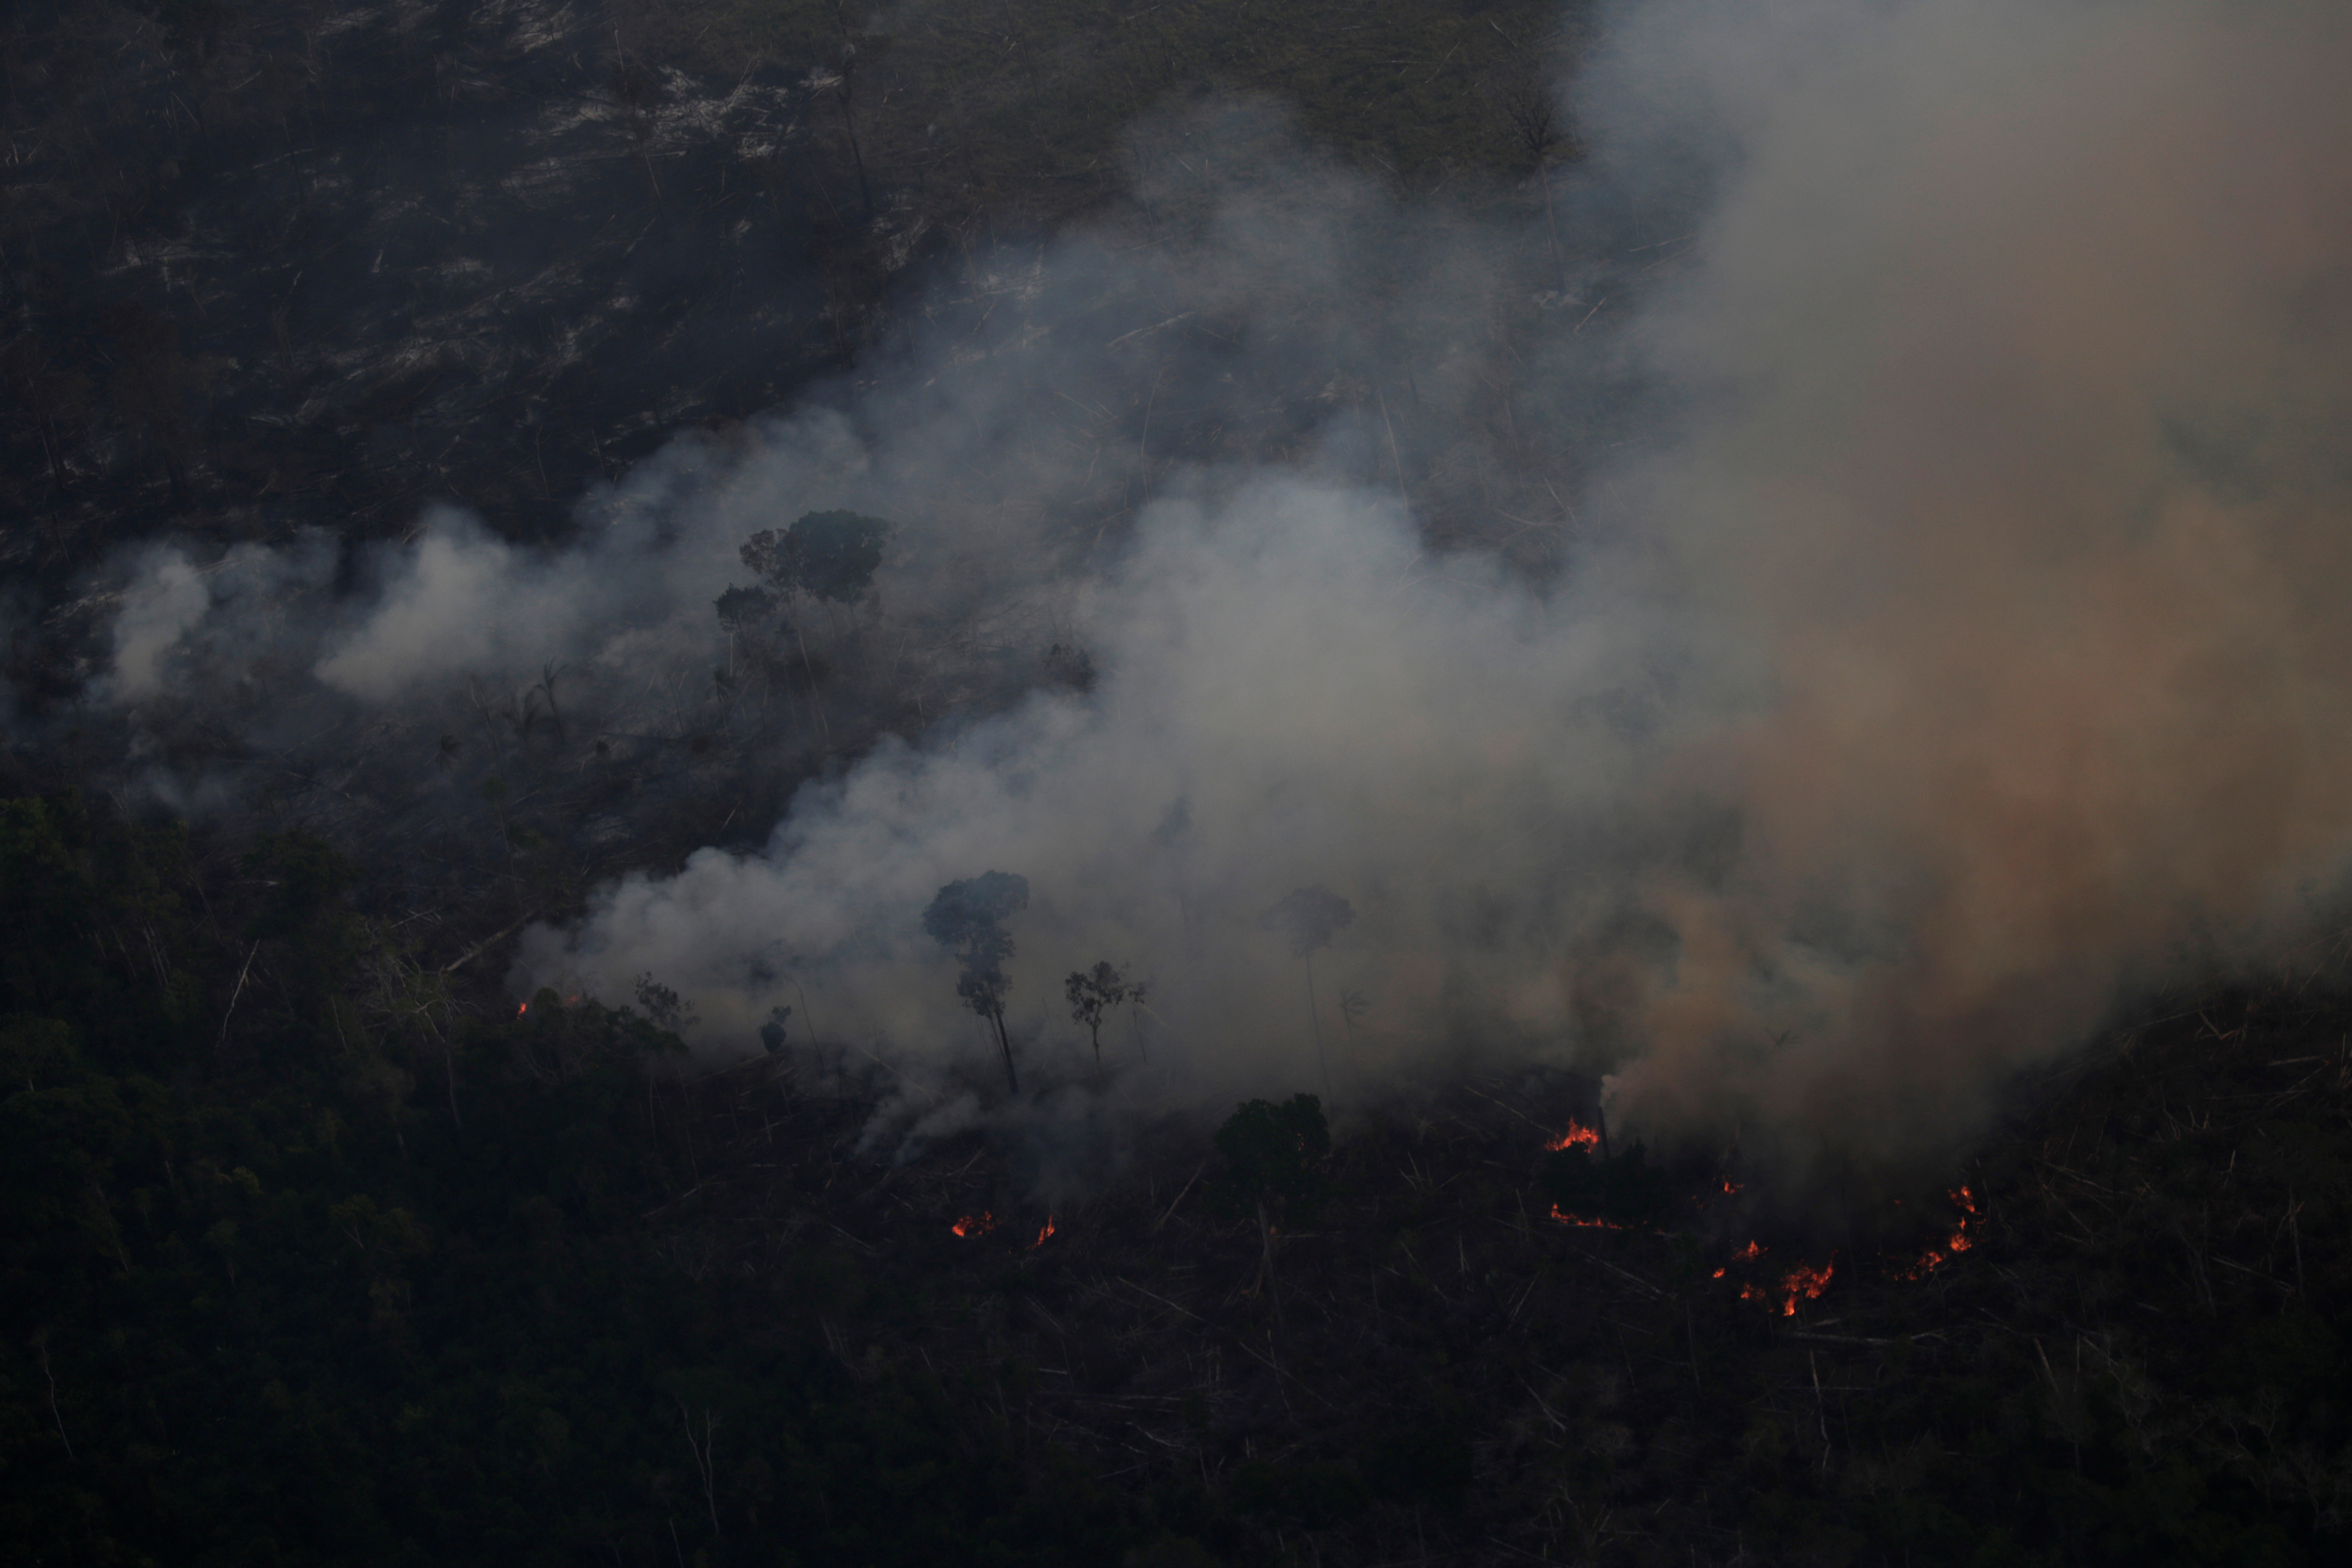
[8,2,2352,1565]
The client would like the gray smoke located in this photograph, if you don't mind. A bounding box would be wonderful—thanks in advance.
[74,0,2352,1183]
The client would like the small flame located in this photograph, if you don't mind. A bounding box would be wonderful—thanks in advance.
[1739,1256,1835,1315]
[1779,1258,1834,1315]
[1548,1203,1622,1229]
[1734,1239,1766,1262]
[1546,1120,1601,1153]
[1899,1186,1979,1281]
[1029,1214,1057,1249]
[517,1002,527,1016]
[952,1212,997,1239]
[1721,1177,1741,1195]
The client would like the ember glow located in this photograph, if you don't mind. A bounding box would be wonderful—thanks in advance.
[1546,1121,1601,1154]
[1029,1215,1057,1249]
[951,1212,997,1239]
[1741,1257,1835,1316]
[1548,1203,1622,1230]
[1900,1187,1979,1280]
[1715,1239,1766,1282]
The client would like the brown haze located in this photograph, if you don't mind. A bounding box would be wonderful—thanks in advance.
[84,0,2352,1188]
[1597,0,2352,1168]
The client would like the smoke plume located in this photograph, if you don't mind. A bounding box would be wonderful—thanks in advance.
[65,0,2352,1185]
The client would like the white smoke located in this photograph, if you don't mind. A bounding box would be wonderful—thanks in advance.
[79,0,2352,1180]
[109,546,213,702]
[514,470,1660,1095]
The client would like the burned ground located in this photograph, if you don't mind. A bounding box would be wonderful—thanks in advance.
[6,3,2352,1565]
[631,985,2352,1564]
[8,790,2350,1564]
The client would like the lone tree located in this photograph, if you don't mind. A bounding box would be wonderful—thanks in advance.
[736,509,892,742]
[740,509,889,608]
[713,584,776,676]
[1065,961,1145,1080]
[1261,885,1354,1099]
[1210,1094,1330,1337]
[923,871,1029,1094]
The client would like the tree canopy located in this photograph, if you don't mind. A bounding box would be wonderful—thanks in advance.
[925,871,1030,1092]
[1260,886,1354,960]
[739,509,892,606]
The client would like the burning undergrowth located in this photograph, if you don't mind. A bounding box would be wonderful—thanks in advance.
[577,973,2352,1561]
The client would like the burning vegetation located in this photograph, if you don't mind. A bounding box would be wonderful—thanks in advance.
[9,793,2352,1564]
[1546,1118,1602,1153]
[7,0,2352,1562]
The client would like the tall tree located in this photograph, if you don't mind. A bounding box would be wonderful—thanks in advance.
[923,872,1029,1094]
[737,510,893,745]
[1065,961,1145,1080]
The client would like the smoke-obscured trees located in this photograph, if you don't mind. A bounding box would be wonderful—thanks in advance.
[923,871,1030,1094]
[739,509,890,610]
[733,510,893,743]
[1261,886,1354,1097]
[1065,960,1146,1079]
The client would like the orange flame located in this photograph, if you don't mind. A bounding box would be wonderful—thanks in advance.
[1900,1186,1978,1280]
[1548,1203,1622,1230]
[1546,1120,1601,1153]
[517,1002,528,1015]
[1721,1177,1741,1195]
[1740,1256,1835,1315]
[1029,1215,1057,1249]
[1779,1258,1834,1315]
[1717,1239,1765,1286]
[952,1212,997,1239]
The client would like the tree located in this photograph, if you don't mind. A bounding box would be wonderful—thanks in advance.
[923,872,1029,1094]
[806,32,888,219]
[1210,1094,1329,1337]
[1065,961,1145,1080]
[736,510,893,745]
[740,510,890,608]
[1260,886,1354,1099]
[1337,988,1369,1068]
